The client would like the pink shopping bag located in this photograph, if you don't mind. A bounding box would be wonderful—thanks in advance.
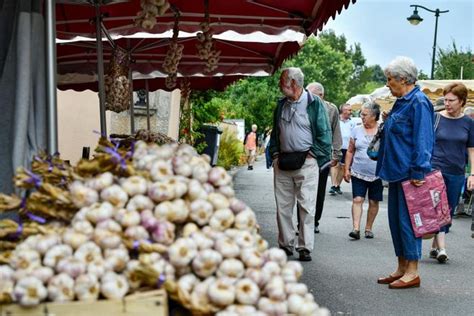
[402,170,451,238]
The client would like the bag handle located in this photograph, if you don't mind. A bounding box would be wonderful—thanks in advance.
[434,112,441,131]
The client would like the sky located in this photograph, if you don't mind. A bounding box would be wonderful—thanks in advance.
[323,0,473,76]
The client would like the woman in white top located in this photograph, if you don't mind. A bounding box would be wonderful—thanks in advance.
[344,102,384,239]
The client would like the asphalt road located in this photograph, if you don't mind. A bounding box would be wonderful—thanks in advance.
[233,156,474,316]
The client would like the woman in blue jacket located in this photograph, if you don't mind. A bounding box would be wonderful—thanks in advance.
[376,56,434,289]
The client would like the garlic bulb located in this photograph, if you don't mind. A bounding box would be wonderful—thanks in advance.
[100,185,128,208]
[218,305,265,316]
[13,276,47,306]
[168,238,197,267]
[124,260,141,290]
[0,265,15,281]
[208,166,232,187]
[217,185,235,199]
[207,278,235,307]
[124,225,150,241]
[62,228,90,249]
[154,200,173,221]
[85,202,114,224]
[96,219,123,233]
[285,283,308,296]
[208,192,230,210]
[217,259,245,279]
[71,220,95,237]
[192,249,222,278]
[69,181,99,207]
[234,230,255,249]
[240,248,264,269]
[43,244,73,268]
[189,199,214,226]
[257,297,288,315]
[126,194,154,212]
[187,179,208,201]
[86,172,114,191]
[104,247,130,272]
[170,198,190,223]
[9,249,41,271]
[0,279,14,303]
[177,273,198,305]
[139,252,162,265]
[287,293,320,316]
[190,231,214,250]
[234,210,257,231]
[166,177,188,199]
[209,208,235,231]
[229,198,246,214]
[149,182,175,202]
[150,160,174,182]
[214,237,240,259]
[57,257,86,279]
[234,278,260,305]
[140,209,159,230]
[30,266,54,284]
[265,248,287,267]
[244,268,267,289]
[74,274,99,301]
[255,235,269,253]
[264,276,286,300]
[115,208,141,227]
[189,277,216,313]
[172,156,193,177]
[47,273,75,302]
[262,261,281,279]
[181,222,199,237]
[120,176,148,196]
[86,258,106,278]
[100,272,129,299]
[93,228,122,249]
[151,220,175,245]
[74,242,102,265]
[33,234,60,255]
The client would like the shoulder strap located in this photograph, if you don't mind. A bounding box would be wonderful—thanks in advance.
[434,112,441,130]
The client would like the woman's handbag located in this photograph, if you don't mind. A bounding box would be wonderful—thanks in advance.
[278,151,308,171]
[367,122,383,161]
[402,170,451,238]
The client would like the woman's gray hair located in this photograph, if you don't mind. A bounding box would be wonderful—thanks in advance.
[464,107,474,115]
[362,101,381,121]
[306,82,324,95]
[283,67,304,88]
[384,56,418,84]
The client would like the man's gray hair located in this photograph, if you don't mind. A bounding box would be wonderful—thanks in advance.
[384,56,418,84]
[464,107,474,115]
[361,101,381,121]
[306,82,324,95]
[282,67,304,88]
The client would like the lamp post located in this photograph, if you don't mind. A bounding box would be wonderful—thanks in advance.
[407,4,449,79]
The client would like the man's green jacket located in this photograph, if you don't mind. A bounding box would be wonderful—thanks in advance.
[269,91,332,168]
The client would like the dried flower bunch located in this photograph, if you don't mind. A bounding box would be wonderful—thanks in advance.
[135,0,170,31]
[0,141,328,315]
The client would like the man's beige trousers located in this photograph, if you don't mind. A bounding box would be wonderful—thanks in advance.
[274,157,319,252]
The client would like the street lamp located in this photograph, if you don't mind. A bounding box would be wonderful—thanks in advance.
[407,4,449,79]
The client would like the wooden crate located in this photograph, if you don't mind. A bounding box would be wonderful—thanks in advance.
[0,290,167,316]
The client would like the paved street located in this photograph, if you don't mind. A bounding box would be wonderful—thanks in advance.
[233,156,474,316]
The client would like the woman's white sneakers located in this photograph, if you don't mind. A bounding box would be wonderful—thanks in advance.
[429,248,449,263]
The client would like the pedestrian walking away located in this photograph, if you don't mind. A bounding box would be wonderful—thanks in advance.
[429,82,474,263]
[344,102,383,240]
[269,67,332,262]
[243,124,258,170]
[305,82,342,233]
[329,103,355,196]
[376,56,434,289]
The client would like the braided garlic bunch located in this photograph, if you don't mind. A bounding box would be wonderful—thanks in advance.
[196,21,221,73]
[135,0,170,31]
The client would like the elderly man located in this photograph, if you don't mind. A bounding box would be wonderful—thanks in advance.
[269,68,332,261]
[306,82,342,233]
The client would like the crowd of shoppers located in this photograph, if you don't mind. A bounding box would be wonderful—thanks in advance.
[265,58,473,290]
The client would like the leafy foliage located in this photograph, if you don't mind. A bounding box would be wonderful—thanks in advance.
[217,127,244,170]
[435,41,473,79]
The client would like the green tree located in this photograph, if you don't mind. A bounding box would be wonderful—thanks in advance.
[435,41,473,79]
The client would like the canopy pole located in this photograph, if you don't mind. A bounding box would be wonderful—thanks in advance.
[145,80,150,131]
[128,38,135,135]
[95,4,107,137]
[45,0,58,155]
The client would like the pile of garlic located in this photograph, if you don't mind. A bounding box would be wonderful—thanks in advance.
[196,21,221,73]
[0,141,328,315]
[135,0,170,31]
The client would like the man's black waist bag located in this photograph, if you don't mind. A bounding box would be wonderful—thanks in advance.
[278,151,309,170]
